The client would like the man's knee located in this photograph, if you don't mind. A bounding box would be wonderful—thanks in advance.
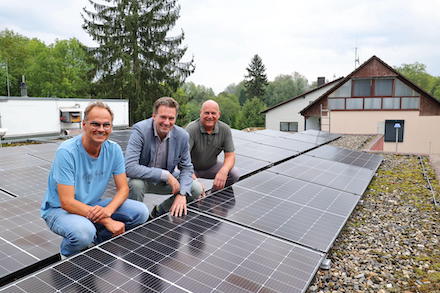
[66,222,96,250]
[128,178,145,202]
[228,168,240,185]
[191,180,204,198]
[122,199,149,226]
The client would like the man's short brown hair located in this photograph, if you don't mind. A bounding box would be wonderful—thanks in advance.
[84,101,114,121]
[153,97,179,114]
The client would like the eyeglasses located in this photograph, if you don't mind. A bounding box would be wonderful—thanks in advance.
[88,121,112,130]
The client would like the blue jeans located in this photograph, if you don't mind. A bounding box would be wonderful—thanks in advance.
[43,199,148,256]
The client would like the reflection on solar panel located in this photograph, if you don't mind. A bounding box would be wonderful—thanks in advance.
[269,155,375,195]
[2,211,324,293]
[301,130,341,140]
[232,139,299,163]
[257,129,341,145]
[189,178,359,252]
[110,130,132,151]
[306,145,383,171]
[0,166,49,197]
[218,152,270,175]
[0,154,48,172]
[0,191,13,202]
[0,197,61,280]
[231,129,317,152]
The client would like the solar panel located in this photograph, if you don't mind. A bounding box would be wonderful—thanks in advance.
[306,145,383,171]
[0,191,13,202]
[0,197,61,280]
[233,138,299,163]
[189,177,359,253]
[2,211,324,293]
[231,130,317,153]
[218,152,271,175]
[268,155,375,195]
[301,130,341,141]
[0,154,48,172]
[1,250,186,293]
[22,143,61,154]
[256,129,340,145]
[110,130,132,151]
[0,166,49,197]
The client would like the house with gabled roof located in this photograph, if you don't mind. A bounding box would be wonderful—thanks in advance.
[300,55,440,154]
[261,77,343,132]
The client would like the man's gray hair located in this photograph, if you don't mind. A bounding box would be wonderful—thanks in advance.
[84,101,114,121]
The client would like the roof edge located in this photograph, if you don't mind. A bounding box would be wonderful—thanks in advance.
[261,77,344,113]
[300,55,440,115]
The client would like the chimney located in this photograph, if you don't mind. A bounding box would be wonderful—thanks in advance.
[317,77,325,87]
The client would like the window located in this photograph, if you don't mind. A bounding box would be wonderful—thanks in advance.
[280,122,298,132]
[364,98,382,109]
[353,79,371,96]
[375,79,393,96]
[395,79,417,96]
[328,98,345,110]
[384,120,404,142]
[346,98,363,109]
[401,97,419,109]
[329,80,351,97]
[382,98,400,109]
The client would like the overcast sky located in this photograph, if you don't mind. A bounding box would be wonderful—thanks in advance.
[1,0,439,93]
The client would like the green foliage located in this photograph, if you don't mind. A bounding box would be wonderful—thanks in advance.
[244,54,268,103]
[395,62,440,100]
[182,82,215,104]
[83,0,195,124]
[263,72,309,107]
[224,81,250,105]
[214,93,240,128]
[236,97,266,129]
[0,30,94,97]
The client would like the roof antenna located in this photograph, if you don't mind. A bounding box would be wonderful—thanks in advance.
[354,47,360,69]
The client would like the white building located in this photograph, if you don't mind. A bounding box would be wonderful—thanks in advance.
[262,77,343,132]
[0,97,128,138]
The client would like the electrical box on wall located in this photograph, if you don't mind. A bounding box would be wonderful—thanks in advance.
[60,111,81,123]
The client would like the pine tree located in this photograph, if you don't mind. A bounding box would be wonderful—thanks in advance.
[243,54,268,103]
[82,0,195,124]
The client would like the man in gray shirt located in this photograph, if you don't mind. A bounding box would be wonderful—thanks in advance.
[125,97,203,218]
[186,100,240,193]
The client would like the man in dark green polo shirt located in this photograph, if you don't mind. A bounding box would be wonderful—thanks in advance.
[186,100,240,193]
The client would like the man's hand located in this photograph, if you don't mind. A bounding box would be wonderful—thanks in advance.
[87,205,112,223]
[169,194,187,217]
[167,174,181,195]
[199,182,206,198]
[213,169,228,190]
[102,218,125,236]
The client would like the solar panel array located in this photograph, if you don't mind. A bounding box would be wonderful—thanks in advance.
[2,212,324,293]
[0,128,383,293]
[0,142,63,282]
[189,176,359,252]
[269,155,376,195]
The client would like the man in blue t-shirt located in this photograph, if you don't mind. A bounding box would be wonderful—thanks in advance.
[41,102,148,257]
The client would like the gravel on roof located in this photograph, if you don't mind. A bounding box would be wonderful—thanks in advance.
[307,135,440,293]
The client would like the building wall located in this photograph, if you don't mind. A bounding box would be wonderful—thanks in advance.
[329,111,440,154]
[0,97,128,138]
[265,86,331,132]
